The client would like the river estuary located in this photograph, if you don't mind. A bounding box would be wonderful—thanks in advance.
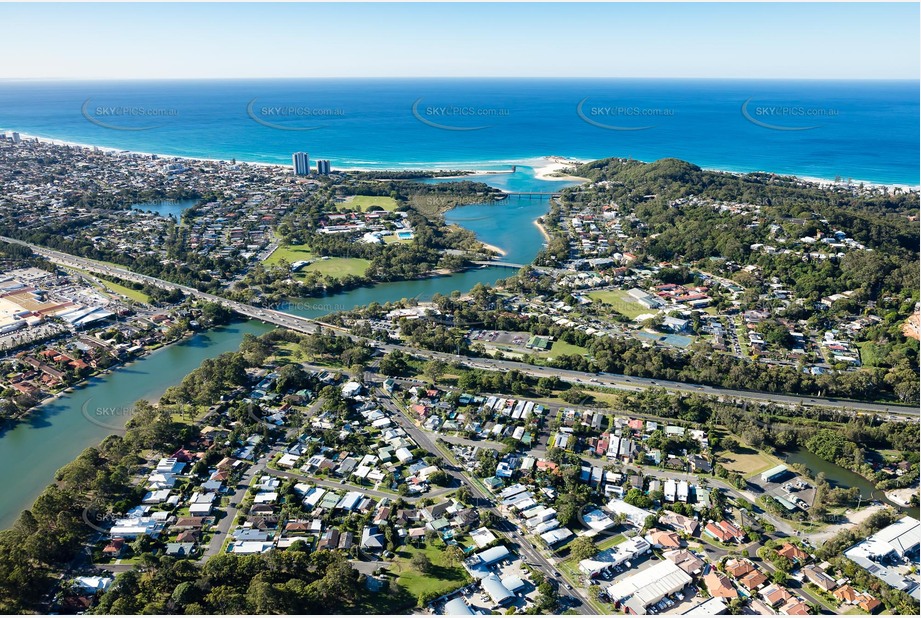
[0,168,571,528]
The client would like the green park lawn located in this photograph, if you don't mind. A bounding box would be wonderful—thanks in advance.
[344,195,400,212]
[587,290,649,319]
[389,541,471,603]
[265,243,370,278]
[546,339,589,357]
[715,444,782,477]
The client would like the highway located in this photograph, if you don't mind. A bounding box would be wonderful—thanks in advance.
[4,235,918,418]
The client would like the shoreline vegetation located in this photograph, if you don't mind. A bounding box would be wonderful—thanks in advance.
[8,130,918,191]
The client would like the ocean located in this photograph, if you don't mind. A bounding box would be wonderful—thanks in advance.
[0,78,917,185]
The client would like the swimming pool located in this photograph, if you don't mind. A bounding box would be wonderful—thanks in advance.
[635,331,694,348]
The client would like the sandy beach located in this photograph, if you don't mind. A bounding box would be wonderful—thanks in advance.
[532,156,590,182]
[479,241,507,257]
[533,218,551,242]
[7,130,917,192]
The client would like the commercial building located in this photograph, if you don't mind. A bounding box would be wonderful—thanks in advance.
[681,597,727,615]
[443,598,475,615]
[579,536,650,573]
[844,516,921,600]
[761,465,789,483]
[606,560,692,615]
[583,507,616,532]
[627,287,663,309]
[464,544,511,579]
[480,573,515,605]
[870,516,921,559]
[540,527,574,546]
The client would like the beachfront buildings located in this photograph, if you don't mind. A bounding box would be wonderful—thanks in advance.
[292,151,310,175]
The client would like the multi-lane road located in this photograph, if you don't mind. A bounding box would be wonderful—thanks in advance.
[4,236,917,418]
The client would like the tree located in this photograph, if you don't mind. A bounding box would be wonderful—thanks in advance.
[205,586,248,614]
[444,545,464,567]
[411,553,433,573]
[771,569,788,586]
[624,487,653,509]
[568,536,598,562]
[423,359,447,384]
[427,470,451,487]
[720,436,740,452]
[455,485,472,505]
[379,350,411,377]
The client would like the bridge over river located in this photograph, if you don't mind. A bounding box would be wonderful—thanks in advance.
[2,235,916,417]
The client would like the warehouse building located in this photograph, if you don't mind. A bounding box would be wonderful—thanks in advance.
[480,573,515,605]
[760,465,789,483]
[443,598,475,615]
[606,560,692,615]
[464,544,511,579]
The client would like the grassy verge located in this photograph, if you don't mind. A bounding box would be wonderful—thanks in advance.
[65,266,151,303]
[856,341,880,367]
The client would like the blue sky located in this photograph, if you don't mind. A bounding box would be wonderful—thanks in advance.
[1,2,917,79]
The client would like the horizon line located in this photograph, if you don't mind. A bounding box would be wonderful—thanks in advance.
[1,76,918,82]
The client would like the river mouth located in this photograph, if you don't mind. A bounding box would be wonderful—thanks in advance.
[281,166,580,317]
